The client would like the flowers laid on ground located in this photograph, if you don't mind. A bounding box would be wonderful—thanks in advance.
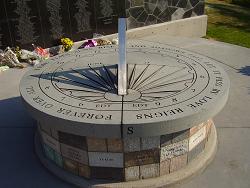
[61,37,74,51]
[0,36,118,72]
[79,39,97,49]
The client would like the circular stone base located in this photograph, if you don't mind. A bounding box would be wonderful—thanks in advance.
[34,124,217,188]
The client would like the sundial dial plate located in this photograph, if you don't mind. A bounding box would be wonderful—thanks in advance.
[20,41,229,138]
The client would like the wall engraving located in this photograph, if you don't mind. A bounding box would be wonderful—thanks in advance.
[13,0,38,44]
[74,0,91,33]
[47,0,64,39]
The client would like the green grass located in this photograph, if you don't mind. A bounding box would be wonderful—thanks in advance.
[207,24,250,48]
[206,0,250,48]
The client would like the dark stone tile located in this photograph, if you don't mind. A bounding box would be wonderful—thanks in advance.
[126,9,130,17]
[167,0,172,6]
[190,0,200,7]
[193,1,205,15]
[131,0,144,7]
[172,0,180,6]
[144,2,156,14]
[157,18,163,23]
[169,7,178,14]
[145,0,158,3]
[158,9,171,22]
[153,7,162,17]
[177,0,188,8]
[183,8,193,18]
[86,137,107,152]
[157,0,167,11]
[129,6,144,19]
[124,149,160,167]
[127,16,145,29]
[136,10,148,23]
[125,0,131,9]
[59,131,87,150]
[145,14,157,25]
[91,167,124,180]
[172,129,189,143]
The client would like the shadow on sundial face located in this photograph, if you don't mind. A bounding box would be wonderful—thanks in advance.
[32,63,195,103]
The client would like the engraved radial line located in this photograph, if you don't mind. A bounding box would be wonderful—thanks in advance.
[58,87,105,94]
[77,95,104,98]
[86,98,107,102]
[88,65,113,89]
[71,68,108,89]
[128,64,136,88]
[142,90,181,94]
[141,96,163,99]
[139,97,152,102]
[137,67,186,91]
[133,65,165,90]
[141,78,193,92]
[141,72,192,93]
[54,76,108,92]
[131,64,149,89]
[103,65,116,89]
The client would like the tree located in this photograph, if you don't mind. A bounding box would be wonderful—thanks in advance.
[74,0,91,33]
[47,0,64,39]
[100,0,114,17]
[13,0,38,44]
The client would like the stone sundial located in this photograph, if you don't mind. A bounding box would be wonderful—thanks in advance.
[20,19,229,187]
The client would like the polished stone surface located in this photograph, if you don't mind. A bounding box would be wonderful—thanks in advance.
[20,42,229,138]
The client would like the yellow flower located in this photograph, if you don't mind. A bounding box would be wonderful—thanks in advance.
[61,38,74,51]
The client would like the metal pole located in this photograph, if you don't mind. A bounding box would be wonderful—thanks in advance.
[118,18,127,95]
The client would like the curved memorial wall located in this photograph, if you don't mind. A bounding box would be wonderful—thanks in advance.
[0,0,205,50]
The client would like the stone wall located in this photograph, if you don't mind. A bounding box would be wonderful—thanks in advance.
[0,0,204,50]
[38,119,212,181]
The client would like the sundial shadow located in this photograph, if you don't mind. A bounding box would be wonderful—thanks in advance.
[238,66,250,76]
[31,64,118,94]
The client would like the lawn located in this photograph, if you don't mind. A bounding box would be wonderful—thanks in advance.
[205,0,250,48]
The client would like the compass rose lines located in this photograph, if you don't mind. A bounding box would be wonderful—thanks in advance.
[140,78,193,93]
[52,64,118,102]
[88,65,114,90]
[71,68,110,91]
[130,64,150,89]
[57,87,105,94]
[53,75,108,92]
[103,64,117,89]
[51,63,195,103]
[135,66,187,91]
[128,64,136,88]
[140,72,194,92]
[133,65,165,90]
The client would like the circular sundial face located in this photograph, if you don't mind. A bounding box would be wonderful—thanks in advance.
[20,41,229,138]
